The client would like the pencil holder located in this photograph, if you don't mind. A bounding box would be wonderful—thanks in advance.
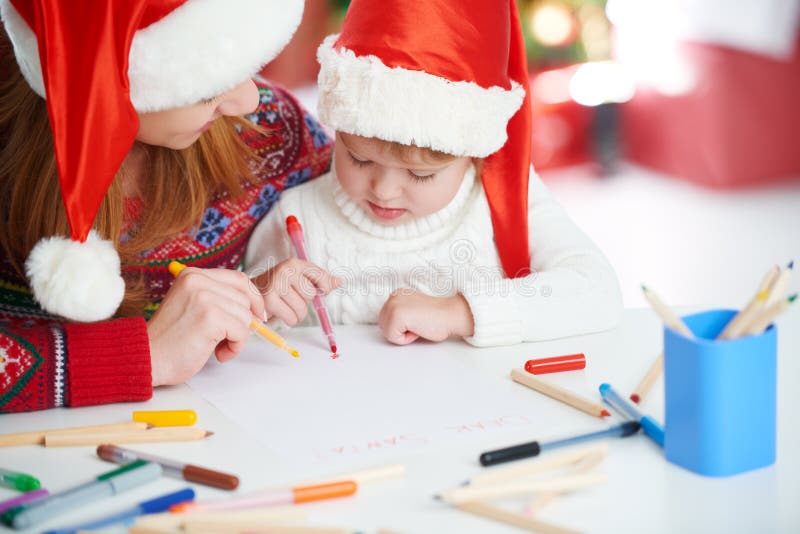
[663,309,777,477]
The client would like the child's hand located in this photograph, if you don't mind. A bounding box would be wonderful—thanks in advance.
[378,290,475,345]
[253,258,341,326]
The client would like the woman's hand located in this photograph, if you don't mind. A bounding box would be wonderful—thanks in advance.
[378,290,475,345]
[147,267,265,386]
[252,258,341,326]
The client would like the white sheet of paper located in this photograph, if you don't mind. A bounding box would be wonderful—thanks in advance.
[188,326,572,466]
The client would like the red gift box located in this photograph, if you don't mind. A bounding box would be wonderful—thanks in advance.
[620,38,800,188]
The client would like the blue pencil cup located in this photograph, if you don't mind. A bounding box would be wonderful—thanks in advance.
[663,309,777,477]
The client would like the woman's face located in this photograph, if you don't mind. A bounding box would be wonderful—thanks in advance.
[136,79,259,149]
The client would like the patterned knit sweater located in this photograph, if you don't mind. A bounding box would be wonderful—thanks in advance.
[0,82,333,413]
[245,163,623,346]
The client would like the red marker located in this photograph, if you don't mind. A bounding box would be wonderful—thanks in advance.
[285,216,338,355]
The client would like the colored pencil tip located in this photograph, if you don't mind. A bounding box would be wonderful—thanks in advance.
[601,409,611,417]
[291,350,300,358]
[788,260,794,269]
[331,344,337,353]
[640,284,648,292]
[433,494,442,501]
[789,293,797,303]
[630,394,640,404]
[204,431,215,437]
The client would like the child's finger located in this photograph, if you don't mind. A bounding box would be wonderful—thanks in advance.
[264,292,297,326]
[281,288,309,325]
[302,265,341,295]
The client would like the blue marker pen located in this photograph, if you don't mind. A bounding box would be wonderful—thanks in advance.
[43,488,194,534]
[599,382,665,447]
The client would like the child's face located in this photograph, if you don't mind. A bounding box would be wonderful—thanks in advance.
[135,79,259,150]
[335,133,472,226]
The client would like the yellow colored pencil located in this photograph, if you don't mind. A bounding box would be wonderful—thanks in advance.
[168,261,299,357]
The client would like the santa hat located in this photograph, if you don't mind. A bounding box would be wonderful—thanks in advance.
[0,0,304,322]
[317,0,532,278]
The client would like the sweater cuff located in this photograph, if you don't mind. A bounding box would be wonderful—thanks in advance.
[64,317,153,407]
[461,288,523,347]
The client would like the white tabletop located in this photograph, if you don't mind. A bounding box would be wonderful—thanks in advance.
[1,307,798,534]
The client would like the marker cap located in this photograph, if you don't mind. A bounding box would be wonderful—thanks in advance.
[525,353,586,375]
[133,410,197,427]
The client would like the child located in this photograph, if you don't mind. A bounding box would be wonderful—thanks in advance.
[245,0,622,347]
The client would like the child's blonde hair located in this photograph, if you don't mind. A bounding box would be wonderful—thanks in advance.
[340,132,459,167]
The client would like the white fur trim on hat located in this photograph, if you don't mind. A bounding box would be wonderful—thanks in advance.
[316,35,526,158]
[25,231,125,322]
[0,0,304,112]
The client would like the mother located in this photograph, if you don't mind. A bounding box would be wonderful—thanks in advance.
[0,0,334,412]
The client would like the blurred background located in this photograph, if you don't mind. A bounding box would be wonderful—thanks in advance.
[261,0,800,309]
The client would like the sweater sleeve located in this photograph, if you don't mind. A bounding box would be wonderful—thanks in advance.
[0,306,152,413]
[460,169,623,347]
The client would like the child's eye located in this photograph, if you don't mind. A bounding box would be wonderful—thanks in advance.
[348,152,371,167]
[201,94,221,106]
[408,170,435,182]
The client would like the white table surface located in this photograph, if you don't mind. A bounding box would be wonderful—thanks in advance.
[1,307,798,534]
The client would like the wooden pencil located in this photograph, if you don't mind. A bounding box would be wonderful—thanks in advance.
[528,448,607,514]
[717,264,780,340]
[510,369,610,418]
[739,294,796,337]
[0,421,149,448]
[455,501,580,534]
[641,285,693,337]
[135,507,306,531]
[466,443,607,487]
[629,352,662,404]
[437,472,607,504]
[763,261,793,309]
[44,427,212,447]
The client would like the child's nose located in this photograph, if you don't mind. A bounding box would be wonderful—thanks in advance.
[216,79,259,117]
[370,174,404,201]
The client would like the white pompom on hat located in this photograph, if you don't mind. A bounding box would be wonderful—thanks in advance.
[0,0,304,321]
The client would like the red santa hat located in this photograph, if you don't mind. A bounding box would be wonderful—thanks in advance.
[317,0,532,278]
[0,0,304,322]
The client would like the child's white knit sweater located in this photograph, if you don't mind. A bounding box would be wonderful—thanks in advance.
[245,165,622,347]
